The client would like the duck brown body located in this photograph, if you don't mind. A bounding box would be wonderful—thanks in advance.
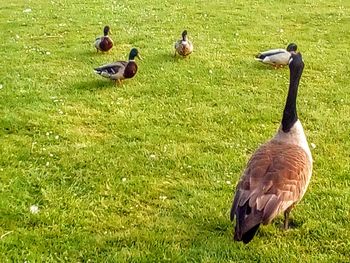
[94,48,141,84]
[95,26,114,52]
[94,61,137,81]
[174,30,193,57]
[123,62,138,79]
[96,36,113,52]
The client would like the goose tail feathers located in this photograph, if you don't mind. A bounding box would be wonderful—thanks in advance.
[232,200,263,244]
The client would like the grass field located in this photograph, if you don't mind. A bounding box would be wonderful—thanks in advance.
[1,0,350,262]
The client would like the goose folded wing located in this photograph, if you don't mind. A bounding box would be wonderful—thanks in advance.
[231,142,309,224]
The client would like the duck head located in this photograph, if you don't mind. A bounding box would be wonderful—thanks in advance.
[286,43,298,53]
[103,26,111,36]
[129,48,142,60]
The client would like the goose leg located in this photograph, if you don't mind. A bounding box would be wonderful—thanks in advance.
[283,204,295,229]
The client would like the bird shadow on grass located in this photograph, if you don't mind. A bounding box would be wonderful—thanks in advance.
[72,78,115,92]
[79,49,100,56]
[196,216,231,236]
[78,47,115,56]
[145,50,179,64]
[252,62,289,71]
[272,217,303,229]
[76,49,118,65]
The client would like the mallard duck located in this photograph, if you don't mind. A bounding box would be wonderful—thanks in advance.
[231,52,313,244]
[174,30,193,57]
[94,48,141,85]
[255,43,297,67]
[94,26,114,52]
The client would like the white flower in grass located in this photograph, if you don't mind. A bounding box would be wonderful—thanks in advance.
[149,154,156,159]
[46,162,50,166]
[310,143,316,149]
[226,180,232,185]
[23,8,32,13]
[55,135,59,140]
[0,84,3,89]
[122,177,127,182]
[159,195,167,201]
[30,205,39,214]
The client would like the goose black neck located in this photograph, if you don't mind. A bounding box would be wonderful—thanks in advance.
[281,62,304,132]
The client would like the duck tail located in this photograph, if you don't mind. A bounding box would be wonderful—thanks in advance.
[94,69,102,75]
[255,53,264,60]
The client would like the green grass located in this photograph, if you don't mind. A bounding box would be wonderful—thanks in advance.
[1,0,350,261]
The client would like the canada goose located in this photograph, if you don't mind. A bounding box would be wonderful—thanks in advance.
[255,43,297,67]
[174,30,193,57]
[94,48,142,85]
[94,25,114,52]
[230,52,312,244]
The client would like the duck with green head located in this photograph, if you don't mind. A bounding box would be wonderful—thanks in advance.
[255,43,297,67]
[94,25,114,52]
[94,48,142,85]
